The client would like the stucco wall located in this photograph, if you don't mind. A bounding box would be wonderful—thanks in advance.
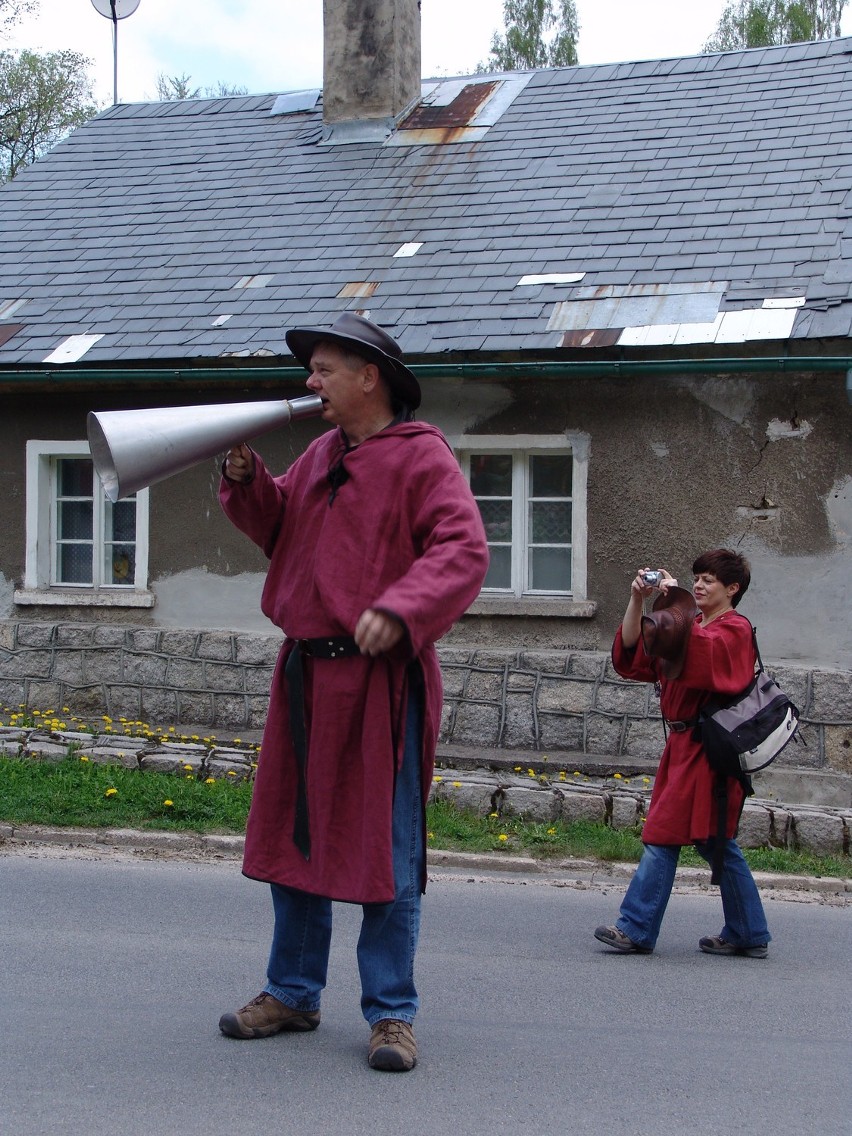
[1,368,850,668]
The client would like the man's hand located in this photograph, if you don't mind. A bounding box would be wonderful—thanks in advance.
[354,609,404,656]
[224,443,255,483]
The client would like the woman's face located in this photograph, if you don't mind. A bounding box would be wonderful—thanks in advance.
[693,571,739,615]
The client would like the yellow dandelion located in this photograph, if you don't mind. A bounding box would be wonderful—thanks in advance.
[183,763,193,771]
[163,799,174,807]
[434,775,443,782]
[427,831,434,840]
[498,834,508,842]
[105,787,118,797]
[547,827,556,835]
[527,768,535,776]
[613,772,622,779]
[488,811,499,818]
[79,755,89,762]
[452,780,462,787]
[205,777,216,784]
[227,770,237,777]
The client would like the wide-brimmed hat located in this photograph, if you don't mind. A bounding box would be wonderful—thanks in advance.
[285,313,421,410]
[640,586,699,680]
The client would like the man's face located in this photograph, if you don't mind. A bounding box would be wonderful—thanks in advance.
[306,342,369,428]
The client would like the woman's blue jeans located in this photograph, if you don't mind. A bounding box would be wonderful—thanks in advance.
[616,840,771,951]
[263,688,424,1027]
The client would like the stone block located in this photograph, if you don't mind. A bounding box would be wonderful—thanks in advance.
[128,629,159,652]
[470,650,515,669]
[792,810,846,856]
[55,625,95,647]
[506,671,537,691]
[212,694,250,729]
[206,757,252,782]
[197,633,235,661]
[437,648,474,665]
[767,806,793,848]
[84,649,124,682]
[431,777,496,814]
[566,652,607,679]
[520,651,568,675]
[16,625,55,647]
[584,713,624,758]
[500,786,560,822]
[557,790,607,825]
[440,666,468,698]
[159,631,199,658]
[24,739,73,762]
[502,693,537,749]
[736,803,772,848]
[538,713,585,751]
[772,726,821,769]
[234,636,280,665]
[106,686,141,720]
[464,670,504,700]
[595,682,647,715]
[765,664,810,715]
[204,663,246,692]
[176,692,214,726]
[123,653,168,686]
[140,689,179,723]
[93,626,127,646]
[139,752,190,775]
[248,697,270,729]
[538,677,595,714]
[26,682,63,708]
[824,725,852,775]
[81,747,141,770]
[0,624,16,650]
[7,650,52,679]
[610,794,640,829]
[165,659,207,690]
[244,667,274,694]
[810,670,852,720]
[65,685,109,717]
[51,654,85,686]
[624,718,666,760]
[450,702,500,746]
[0,679,26,708]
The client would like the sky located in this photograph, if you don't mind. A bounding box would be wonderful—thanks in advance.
[5,0,852,106]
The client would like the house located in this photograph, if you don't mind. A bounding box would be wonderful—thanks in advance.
[0,1,850,772]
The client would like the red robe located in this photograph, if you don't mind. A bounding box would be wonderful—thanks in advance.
[220,421,488,903]
[611,610,757,845]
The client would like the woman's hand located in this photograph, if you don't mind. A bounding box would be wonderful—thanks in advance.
[224,443,255,484]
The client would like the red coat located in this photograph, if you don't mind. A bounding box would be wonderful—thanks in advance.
[611,610,757,845]
[220,421,488,903]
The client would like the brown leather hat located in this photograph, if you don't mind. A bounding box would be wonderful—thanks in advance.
[640,586,699,680]
[285,312,421,409]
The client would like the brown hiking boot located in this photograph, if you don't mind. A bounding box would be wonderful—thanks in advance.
[368,1019,417,1071]
[218,992,320,1039]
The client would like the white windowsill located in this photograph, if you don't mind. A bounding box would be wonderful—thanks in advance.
[468,597,597,618]
[14,588,156,609]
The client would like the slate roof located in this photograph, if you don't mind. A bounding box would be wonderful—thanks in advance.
[1,36,852,367]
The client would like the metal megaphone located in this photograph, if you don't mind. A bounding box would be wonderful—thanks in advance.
[87,394,324,502]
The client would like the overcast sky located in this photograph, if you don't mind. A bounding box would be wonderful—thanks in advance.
[6,0,852,105]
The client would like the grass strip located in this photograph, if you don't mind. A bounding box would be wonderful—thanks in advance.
[0,754,848,879]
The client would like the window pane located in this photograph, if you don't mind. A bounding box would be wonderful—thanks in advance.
[105,544,136,585]
[529,547,572,592]
[477,498,512,542]
[57,458,93,497]
[530,454,572,497]
[58,501,93,540]
[530,501,572,543]
[108,499,137,542]
[470,454,512,497]
[483,546,511,589]
[58,544,93,584]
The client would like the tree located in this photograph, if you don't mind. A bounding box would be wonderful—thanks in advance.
[0,48,97,182]
[481,0,579,72]
[702,0,847,52]
[155,72,248,100]
[1,0,37,40]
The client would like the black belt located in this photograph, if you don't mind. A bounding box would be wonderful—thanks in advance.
[284,636,361,860]
[665,718,697,733]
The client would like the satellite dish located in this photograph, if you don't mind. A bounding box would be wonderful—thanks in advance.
[91,0,141,17]
[90,0,142,105]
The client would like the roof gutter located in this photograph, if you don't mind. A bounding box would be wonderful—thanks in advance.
[2,356,852,399]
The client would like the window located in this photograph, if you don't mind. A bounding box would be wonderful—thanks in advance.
[454,433,589,604]
[17,440,152,608]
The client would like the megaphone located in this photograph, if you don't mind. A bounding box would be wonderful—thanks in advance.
[87,394,324,502]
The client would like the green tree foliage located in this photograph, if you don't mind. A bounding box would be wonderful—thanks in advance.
[0,48,98,182]
[482,0,579,72]
[155,72,248,100]
[703,0,847,52]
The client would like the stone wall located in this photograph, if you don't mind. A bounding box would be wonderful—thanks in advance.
[1,621,851,775]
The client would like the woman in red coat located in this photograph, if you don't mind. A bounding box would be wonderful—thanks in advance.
[595,549,771,958]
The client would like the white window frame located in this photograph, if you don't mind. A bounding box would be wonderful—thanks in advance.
[15,440,153,609]
[451,432,590,608]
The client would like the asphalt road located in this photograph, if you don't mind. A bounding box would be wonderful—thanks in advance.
[1,844,849,1136]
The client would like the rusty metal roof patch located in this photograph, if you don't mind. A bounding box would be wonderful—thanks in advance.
[337,282,379,298]
[389,73,533,146]
[0,323,24,347]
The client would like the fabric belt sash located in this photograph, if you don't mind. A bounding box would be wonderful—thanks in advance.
[284,636,361,860]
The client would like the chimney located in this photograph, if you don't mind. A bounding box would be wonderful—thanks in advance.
[322,0,421,143]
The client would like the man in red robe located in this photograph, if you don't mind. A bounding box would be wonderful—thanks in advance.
[217,313,489,1071]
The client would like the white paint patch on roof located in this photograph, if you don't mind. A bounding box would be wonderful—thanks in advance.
[517,273,585,286]
[0,298,27,319]
[234,274,273,289]
[43,334,104,364]
[393,243,423,258]
[762,296,806,309]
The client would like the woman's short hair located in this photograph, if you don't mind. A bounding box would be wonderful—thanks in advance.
[692,548,751,607]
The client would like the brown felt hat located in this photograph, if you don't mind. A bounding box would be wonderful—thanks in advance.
[285,312,421,409]
[640,586,699,680]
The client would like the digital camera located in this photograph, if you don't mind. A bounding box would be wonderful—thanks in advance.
[640,570,662,586]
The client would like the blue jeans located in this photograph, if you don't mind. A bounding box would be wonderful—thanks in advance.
[616,840,771,951]
[264,686,424,1026]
